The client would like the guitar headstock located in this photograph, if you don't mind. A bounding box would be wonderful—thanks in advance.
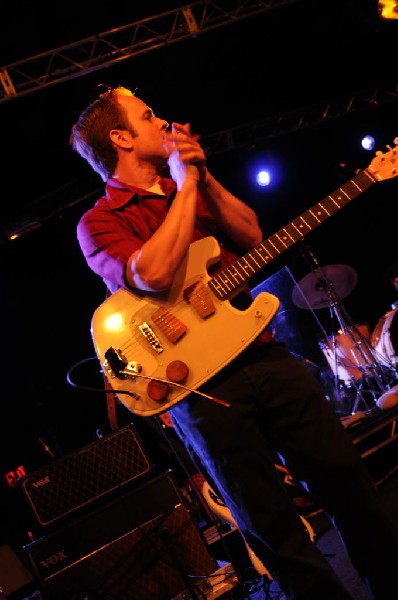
[368,139,397,181]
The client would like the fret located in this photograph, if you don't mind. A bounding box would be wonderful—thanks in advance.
[317,201,331,217]
[254,246,273,263]
[240,256,256,275]
[227,264,245,284]
[308,209,322,224]
[325,196,342,211]
[208,278,228,299]
[217,274,235,292]
[267,238,282,254]
[233,261,251,280]
[275,231,292,248]
[249,252,262,269]
[295,215,311,232]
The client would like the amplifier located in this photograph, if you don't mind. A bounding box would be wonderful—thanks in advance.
[20,424,153,526]
[25,470,217,600]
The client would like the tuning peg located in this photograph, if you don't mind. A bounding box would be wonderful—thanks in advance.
[386,144,397,156]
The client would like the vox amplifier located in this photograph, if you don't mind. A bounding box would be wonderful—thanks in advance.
[25,470,216,600]
[20,424,153,526]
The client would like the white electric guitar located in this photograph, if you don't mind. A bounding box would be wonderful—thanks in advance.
[91,144,397,416]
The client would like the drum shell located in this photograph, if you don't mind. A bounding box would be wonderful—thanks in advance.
[371,307,398,367]
[320,324,374,383]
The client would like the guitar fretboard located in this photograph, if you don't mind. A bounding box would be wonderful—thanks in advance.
[208,169,375,301]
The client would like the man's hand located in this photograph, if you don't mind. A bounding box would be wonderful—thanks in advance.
[163,122,206,190]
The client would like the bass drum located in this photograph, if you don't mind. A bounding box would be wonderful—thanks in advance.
[319,324,374,383]
[371,307,398,368]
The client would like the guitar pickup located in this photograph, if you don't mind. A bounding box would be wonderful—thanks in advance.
[183,281,215,318]
[151,307,187,343]
[104,347,142,379]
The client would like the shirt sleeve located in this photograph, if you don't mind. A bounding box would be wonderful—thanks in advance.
[77,206,142,293]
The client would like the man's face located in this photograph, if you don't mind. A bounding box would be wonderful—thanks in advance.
[116,92,170,165]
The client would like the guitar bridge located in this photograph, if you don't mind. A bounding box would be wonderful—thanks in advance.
[138,321,163,353]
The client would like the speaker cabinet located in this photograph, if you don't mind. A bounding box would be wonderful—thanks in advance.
[20,424,152,526]
[25,470,216,600]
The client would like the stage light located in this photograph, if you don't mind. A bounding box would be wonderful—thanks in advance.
[361,135,376,151]
[249,154,283,191]
[256,169,271,187]
[378,0,398,20]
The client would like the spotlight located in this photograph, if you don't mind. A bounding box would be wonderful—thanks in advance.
[249,154,282,191]
[256,169,271,187]
[361,135,376,151]
[378,0,398,20]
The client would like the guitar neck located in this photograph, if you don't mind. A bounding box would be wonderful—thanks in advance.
[208,168,376,301]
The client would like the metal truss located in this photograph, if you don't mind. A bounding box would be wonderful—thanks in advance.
[3,81,397,244]
[203,82,398,155]
[0,0,300,104]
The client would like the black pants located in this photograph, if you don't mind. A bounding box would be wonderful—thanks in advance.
[170,342,398,599]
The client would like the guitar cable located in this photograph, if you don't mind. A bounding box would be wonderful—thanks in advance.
[66,356,231,408]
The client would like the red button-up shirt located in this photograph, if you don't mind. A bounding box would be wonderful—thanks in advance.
[77,177,244,294]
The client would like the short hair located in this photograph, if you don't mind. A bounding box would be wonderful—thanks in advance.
[69,86,136,182]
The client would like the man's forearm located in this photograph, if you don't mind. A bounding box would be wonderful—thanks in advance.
[199,170,263,249]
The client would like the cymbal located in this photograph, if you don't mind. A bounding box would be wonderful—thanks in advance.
[292,264,358,310]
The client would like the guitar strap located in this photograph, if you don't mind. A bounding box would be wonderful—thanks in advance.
[100,286,121,431]
[104,374,120,431]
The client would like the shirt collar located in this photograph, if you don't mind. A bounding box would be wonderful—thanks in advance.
[104,177,177,209]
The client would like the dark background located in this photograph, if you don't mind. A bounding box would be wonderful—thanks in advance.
[1,0,398,545]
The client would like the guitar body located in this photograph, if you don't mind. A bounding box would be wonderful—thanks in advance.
[91,236,280,416]
[91,144,397,417]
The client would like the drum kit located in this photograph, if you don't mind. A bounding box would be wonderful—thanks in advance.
[292,264,398,415]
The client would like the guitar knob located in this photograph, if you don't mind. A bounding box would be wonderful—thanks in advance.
[166,360,189,383]
[147,379,169,402]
